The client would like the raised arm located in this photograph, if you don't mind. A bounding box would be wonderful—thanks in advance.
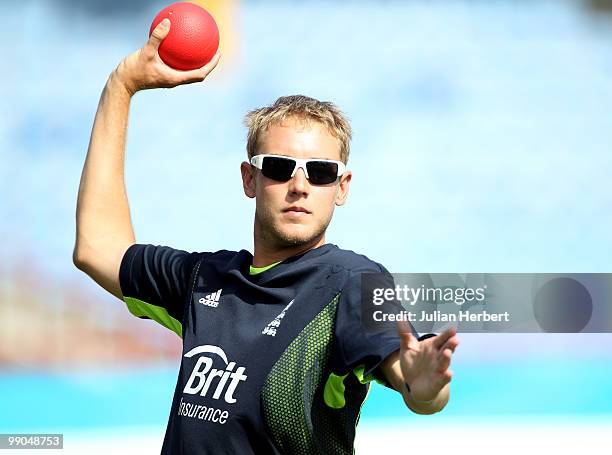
[73,18,221,300]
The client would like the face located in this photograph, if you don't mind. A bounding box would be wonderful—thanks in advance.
[240,117,352,251]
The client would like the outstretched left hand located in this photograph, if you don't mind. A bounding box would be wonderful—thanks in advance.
[396,322,460,403]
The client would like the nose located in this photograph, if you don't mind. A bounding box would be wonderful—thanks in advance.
[288,166,309,196]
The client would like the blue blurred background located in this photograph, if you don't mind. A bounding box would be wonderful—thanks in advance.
[1,0,611,452]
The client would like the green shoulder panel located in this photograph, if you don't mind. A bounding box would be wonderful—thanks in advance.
[123,296,183,338]
[352,364,389,387]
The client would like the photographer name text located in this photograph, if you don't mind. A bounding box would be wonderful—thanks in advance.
[372,309,510,323]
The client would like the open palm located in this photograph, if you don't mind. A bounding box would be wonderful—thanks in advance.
[397,322,459,402]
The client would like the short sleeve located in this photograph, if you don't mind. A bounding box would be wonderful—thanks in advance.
[119,244,201,337]
[333,264,419,389]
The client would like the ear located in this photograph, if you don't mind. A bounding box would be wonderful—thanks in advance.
[241,161,256,198]
[335,170,352,206]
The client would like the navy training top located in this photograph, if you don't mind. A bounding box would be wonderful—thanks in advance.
[119,242,421,454]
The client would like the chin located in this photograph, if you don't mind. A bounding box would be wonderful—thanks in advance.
[274,224,322,248]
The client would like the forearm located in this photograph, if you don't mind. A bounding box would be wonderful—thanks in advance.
[74,70,136,264]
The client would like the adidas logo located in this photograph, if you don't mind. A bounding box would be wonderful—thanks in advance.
[199,289,222,308]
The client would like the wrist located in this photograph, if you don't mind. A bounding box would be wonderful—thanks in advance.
[110,64,137,97]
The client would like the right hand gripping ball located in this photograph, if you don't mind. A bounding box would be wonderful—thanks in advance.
[150,2,220,71]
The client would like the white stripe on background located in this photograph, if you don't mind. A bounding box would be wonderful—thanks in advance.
[356,418,612,453]
[12,418,610,455]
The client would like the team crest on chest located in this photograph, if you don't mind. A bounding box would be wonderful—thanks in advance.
[262,299,295,337]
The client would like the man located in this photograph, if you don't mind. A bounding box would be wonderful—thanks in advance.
[73,19,459,454]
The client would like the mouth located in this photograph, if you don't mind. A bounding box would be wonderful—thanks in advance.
[283,206,311,215]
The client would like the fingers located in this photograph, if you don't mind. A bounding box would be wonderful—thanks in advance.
[439,334,460,354]
[396,319,414,335]
[178,51,222,83]
[201,50,222,74]
[396,320,419,352]
[436,369,453,389]
[437,348,452,373]
[432,326,457,350]
[148,18,171,51]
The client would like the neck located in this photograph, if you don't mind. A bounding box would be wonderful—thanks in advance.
[252,221,326,267]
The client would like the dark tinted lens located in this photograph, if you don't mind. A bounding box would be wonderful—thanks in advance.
[261,156,295,181]
[306,161,338,184]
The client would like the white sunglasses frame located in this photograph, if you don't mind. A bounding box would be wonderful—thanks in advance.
[250,154,346,183]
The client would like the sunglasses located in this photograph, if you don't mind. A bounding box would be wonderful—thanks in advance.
[250,154,346,185]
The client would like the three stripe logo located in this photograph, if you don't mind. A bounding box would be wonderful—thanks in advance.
[199,289,222,308]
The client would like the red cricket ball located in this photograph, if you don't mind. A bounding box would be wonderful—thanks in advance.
[149,2,220,71]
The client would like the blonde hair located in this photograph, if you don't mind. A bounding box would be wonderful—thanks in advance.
[243,95,352,164]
